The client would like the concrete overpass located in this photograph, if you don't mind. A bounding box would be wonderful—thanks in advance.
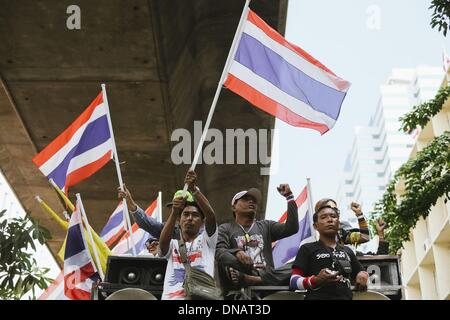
[0,0,288,260]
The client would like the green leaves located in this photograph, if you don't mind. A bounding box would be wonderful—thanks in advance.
[374,131,450,254]
[0,210,53,300]
[400,86,450,133]
[429,0,450,36]
[373,82,450,254]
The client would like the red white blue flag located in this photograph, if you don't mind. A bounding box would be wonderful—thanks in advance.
[272,186,315,268]
[32,92,113,193]
[100,201,127,248]
[63,205,101,300]
[224,10,350,135]
[112,199,158,255]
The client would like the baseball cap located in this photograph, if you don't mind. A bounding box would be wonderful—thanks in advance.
[231,188,262,206]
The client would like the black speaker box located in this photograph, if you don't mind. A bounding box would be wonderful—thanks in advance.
[95,256,167,300]
[357,255,402,300]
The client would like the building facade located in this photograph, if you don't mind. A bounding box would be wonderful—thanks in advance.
[399,74,450,300]
[336,66,444,226]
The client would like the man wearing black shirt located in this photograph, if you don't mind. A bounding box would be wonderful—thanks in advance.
[290,202,368,300]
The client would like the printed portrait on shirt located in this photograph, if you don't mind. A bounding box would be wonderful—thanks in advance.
[235,234,266,268]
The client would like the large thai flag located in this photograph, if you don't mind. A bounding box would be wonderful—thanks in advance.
[63,205,101,300]
[272,186,316,268]
[112,199,158,255]
[100,201,126,248]
[224,10,350,135]
[32,92,113,193]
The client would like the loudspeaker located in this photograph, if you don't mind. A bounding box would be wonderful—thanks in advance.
[95,256,167,300]
[357,255,402,300]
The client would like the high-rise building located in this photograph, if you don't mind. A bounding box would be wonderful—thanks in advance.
[336,66,444,226]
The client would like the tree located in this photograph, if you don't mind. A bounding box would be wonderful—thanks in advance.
[430,0,450,36]
[373,86,450,254]
[0,209,53,299]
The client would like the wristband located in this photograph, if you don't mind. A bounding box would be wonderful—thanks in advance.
[285,192,294,202]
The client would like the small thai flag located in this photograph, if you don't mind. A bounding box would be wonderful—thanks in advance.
[225,10,351,135]
[63,205,101,300]
[100,201,126,248]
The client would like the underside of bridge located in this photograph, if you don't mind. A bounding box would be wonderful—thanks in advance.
[0,0,288,262]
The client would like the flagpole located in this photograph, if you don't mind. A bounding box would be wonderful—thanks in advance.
[306,178,318,241]
[101,83,137,256]
[182,0,252,194]
[49,178,75,212]
[157,191,163,223]
[76,193,105,280]
[35,196,69,229]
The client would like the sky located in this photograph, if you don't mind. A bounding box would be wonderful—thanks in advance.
[265,0,449,220]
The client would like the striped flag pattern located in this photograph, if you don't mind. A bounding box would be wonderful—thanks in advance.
[224,10,350,134]
[272,186,316,268]
[63,205,101,300]
[40,205,101,300]
[100,201,126,248]
[112,199,158,255]
[32,92,113,193]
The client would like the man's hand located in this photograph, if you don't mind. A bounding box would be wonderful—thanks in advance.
[277,184,292,197]
[375,218,386,238]
[118,184,137,212]
[172,196,187,215]
[314,268,342,287]
[350,202,362,216]
[235,250,254,268]
[354,271,369,291]
[185,170,197,192]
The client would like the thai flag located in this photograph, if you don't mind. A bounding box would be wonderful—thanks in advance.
[272,186,316,268]
[100,201,127,248]
[112,199,158,255]
[32,92,113,193]
[224,10,350,135]
[63,205,101,300]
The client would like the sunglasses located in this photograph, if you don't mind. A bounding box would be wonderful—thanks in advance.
[315,205,340,215]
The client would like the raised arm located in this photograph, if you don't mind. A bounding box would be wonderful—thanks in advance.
[350,202,370,243]
[159,196,185,256]
[270,184,299,241]
[118,185,164,237]
[185,170,216,236]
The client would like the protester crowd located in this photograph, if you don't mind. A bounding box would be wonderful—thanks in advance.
[113,169,392,301]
